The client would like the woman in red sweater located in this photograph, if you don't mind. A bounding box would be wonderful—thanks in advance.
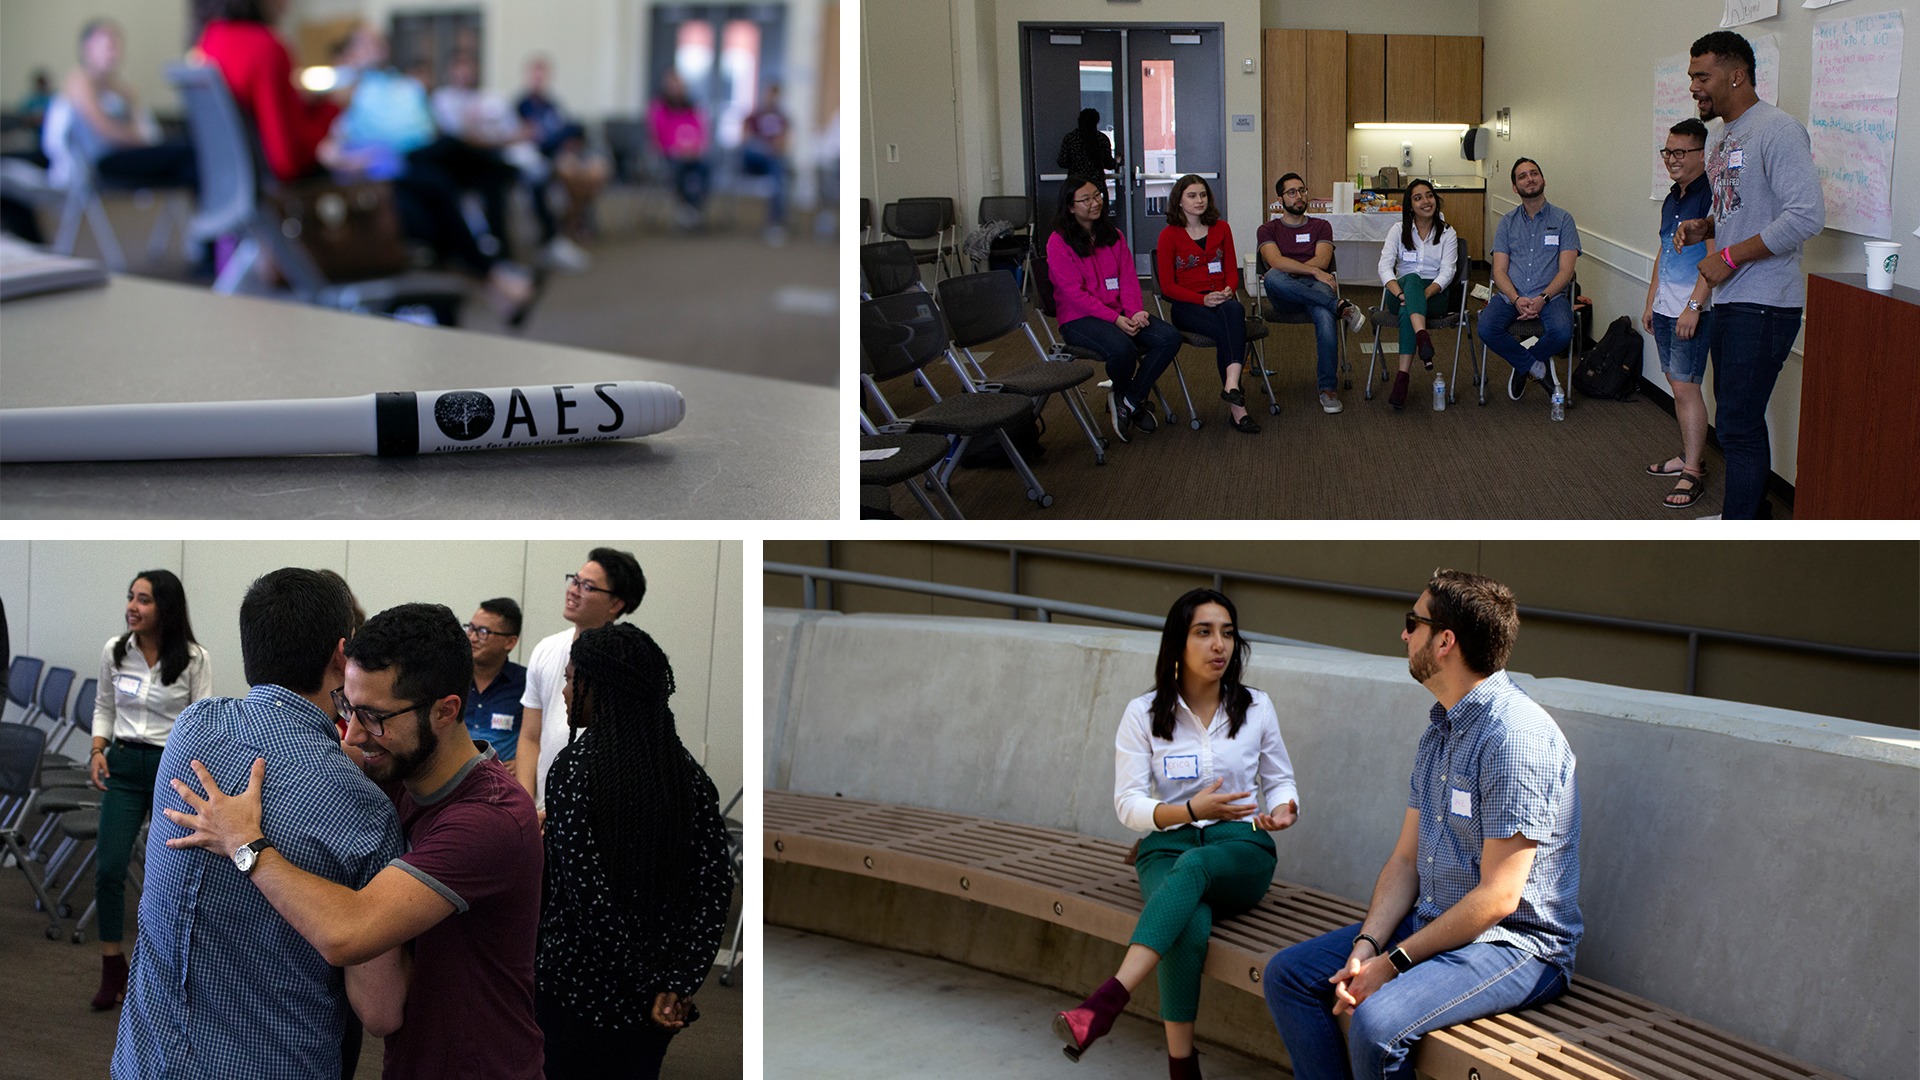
[193,0,335,182]
[1156,175,1255,434]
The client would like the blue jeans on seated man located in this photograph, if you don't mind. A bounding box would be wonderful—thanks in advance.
[1710,302,1800,520]
[1478,292,1574,373]
[1262,270,1340,392]
[1061,314,1183,413]
[1264,917,1568,1080]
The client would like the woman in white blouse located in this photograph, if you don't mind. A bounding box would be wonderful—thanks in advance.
[1053,588,1297,1080]
[1375,179,1459,409]
[87,569,210,1011]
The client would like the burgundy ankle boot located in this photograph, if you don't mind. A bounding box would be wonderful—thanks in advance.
[1389,370,1411,410]
[91,953,128,1011]
[1053,977,1130,1062]
[1169,1051,1203,1079]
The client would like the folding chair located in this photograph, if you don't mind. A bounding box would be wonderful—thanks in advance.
[3,656,44,727]
[881,197,960,281]
[1364,238,1476,404]
[862,298,1056,509]
[1149,244,1270,423]
[26,666,77,769]
[861,240,924,299]
[860,429,965,519]
[936,270,1106,464]
[975,195,1035,285]
[1257,249,1354,408]
[0,722,66,939]
[1476,273,1582,408]
[51,120,191,271]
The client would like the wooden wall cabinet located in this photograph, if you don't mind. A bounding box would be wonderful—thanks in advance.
[1348,34,1482,126]
[1433,36,1483,125]
[1385,35,1436,123]
[1441,191,1483,260]
[1262,29,1348,202]
[1794,274,1920,518]
[1347,34,1384,124]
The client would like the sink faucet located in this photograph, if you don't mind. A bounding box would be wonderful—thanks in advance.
[1427,155,1434,178]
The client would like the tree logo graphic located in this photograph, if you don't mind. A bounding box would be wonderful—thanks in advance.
[433,391,496,441]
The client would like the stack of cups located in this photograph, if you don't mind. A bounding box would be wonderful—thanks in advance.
[1863,241,1901,290]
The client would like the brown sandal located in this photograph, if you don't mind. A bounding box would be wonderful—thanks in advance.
[1664,469,1705,509]
[1646,456,1687,477]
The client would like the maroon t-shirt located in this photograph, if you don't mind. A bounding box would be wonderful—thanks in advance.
[1255,215,1333,267]
[383,753,545,1080]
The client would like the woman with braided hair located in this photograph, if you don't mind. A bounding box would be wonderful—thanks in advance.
[536,622,732,1079]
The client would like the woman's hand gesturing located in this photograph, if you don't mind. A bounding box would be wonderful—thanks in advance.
[1188,777,1256,822]
[1252,799,1298,832]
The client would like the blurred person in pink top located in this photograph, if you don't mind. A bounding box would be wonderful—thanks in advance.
[649,71,708,228]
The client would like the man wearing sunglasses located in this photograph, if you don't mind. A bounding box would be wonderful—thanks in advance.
[161,602,546,1080]
[463,597,526,762]
[1264,570,1582,1080]
[515,547,646,813]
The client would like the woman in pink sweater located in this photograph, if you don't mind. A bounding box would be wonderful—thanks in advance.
[1045,177,1182,441]
[1156,174,1255,434]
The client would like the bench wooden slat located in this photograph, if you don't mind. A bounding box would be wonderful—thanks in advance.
[766,790,1846,1080]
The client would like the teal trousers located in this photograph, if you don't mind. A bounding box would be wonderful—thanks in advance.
[1130,822,1276,1022]
[95,741,162,943]
[1382,274,1435,356]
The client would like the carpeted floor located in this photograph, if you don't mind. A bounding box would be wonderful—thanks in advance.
[867,274,1791,520]
[0,805,744,1079]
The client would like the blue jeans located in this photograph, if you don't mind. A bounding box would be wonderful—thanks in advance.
[1262,270,1341,391]
[1651,311,1711,384]
[1168,297,1248,383]
[741,148,786,225]
[671,157,709,208]
[1478,292,1573,372]
[1264,917,1568,1080]
[1709,302,1801,519]
[1061,314,1183,410]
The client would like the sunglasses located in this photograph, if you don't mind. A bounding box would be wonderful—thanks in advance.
[1404,611,1447,635]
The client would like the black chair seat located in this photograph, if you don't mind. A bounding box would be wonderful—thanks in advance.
[905,393,1032,437]
[990,359,1097,397]
[859,484,893,516]
[860,433,951,486]
[58,810,100,841]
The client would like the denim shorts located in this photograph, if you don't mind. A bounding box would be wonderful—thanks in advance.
[1651,310,1711,384]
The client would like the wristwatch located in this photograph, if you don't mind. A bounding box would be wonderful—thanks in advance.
[232,837,272,874]
[1387,946,1416,974]
[1686,300,1706,312]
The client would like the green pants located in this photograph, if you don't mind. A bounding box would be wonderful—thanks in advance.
[95,741,162,943]
[1130,822,1276,1022]
[1382,274,1434,356]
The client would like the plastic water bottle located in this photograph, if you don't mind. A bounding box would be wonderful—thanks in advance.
[1432,374,1447,411]
[1550,388,1566,422]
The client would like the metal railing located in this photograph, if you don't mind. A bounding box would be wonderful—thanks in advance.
[772,543,1918,697]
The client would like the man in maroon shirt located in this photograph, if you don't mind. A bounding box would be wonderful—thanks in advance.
[1256,171,1368,415]
[161,602,544,1080]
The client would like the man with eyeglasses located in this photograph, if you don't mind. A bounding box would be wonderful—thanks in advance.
[464,598,526,762]
[1641,118,1717,511]
[116,568,407,1079]
[516,547,647,813]
[1264,570,1581,1080]
[1480,157,1582,402]
[159,602,546,1080]
[1258,171,1369,415]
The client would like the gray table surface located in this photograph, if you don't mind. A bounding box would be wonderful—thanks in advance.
[0,276,838,518]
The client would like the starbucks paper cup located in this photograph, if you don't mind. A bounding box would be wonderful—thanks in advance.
[1864,241,1900,290]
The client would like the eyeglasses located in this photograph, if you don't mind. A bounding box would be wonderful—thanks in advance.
[330,687,428,738]
[462,623,513,640]
[565,573,611,597]
[1404,611,1448,635]
[1658,148,1702,160]
[1073,196,1103,208]
[1280,187,1309,197]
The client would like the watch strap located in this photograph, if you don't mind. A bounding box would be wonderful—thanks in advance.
[1387,946,1415,973]
[1353,933,1385,957]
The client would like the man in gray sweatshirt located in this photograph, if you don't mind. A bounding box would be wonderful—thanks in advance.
[1676,30,1825,519]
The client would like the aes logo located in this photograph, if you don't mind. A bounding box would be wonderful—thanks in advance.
[434,391,495,441]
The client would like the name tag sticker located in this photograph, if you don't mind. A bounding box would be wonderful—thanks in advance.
[1544,234,1560,246]
[1449,787,1473,817]
[490,712,516,730]
[114,673,142,696]
[1296,233,1311,243]
[1104,276,1120,291]
[1206,260,1222,274]
[1729,149,1745,168]
[1164,754,1200,780]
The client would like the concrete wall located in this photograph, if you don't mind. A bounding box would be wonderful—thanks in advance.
[0,540,742,798]
[765,609,1920,1080]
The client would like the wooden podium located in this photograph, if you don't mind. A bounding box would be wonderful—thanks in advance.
[1794,272,1920,518]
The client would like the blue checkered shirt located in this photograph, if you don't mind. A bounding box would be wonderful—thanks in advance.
[1408,670,1583,974]
[113,685,404,1079]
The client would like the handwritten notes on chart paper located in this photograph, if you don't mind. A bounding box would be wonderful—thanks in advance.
[1802,0,1852,8]
[1724,0,1779,28]
[1810,10,1902,238]
[1650,37,1778,199]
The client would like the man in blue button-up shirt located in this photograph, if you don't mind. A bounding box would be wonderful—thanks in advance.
[1479,158,1583,402]
[114,568,406,1080]
[1264,570,1582,1080]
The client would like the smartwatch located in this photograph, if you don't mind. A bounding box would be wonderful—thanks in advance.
[232,837,272,875]
[1387,947,1415,974]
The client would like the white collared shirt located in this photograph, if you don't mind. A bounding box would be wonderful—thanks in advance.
[1114,686,1299,833]
[1377,221,1458,290]
[93,636,212,745]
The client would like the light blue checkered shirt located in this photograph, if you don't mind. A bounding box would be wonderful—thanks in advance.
[1408,670,1583,974]
[113,685,404,1079]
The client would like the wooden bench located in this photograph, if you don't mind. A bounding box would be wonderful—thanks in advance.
[766,790,1845,1080]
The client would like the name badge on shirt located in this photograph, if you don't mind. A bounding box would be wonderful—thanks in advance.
[1449,787,1473,817]
[1206,259,1222,274]
[1296,233,1311,243]
[1544,233,1560,246]
[1164,754,1200,780]
[490,712,516,730]
[1729,149,1745,169]
[114,673,143,696]
[1104,276,1120,291]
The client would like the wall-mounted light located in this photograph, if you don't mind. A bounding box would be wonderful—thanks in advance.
[1352,123,1471,132]
[1496,107,1511,140]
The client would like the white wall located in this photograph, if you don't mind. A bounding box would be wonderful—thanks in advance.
[1480,0,1920,486]
[0,539,741,798]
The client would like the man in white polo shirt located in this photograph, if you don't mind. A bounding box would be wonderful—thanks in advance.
[513,546,646,813]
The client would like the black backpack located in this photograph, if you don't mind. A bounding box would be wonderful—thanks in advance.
[958,408,1047,469]
[1573,315,1643,401]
